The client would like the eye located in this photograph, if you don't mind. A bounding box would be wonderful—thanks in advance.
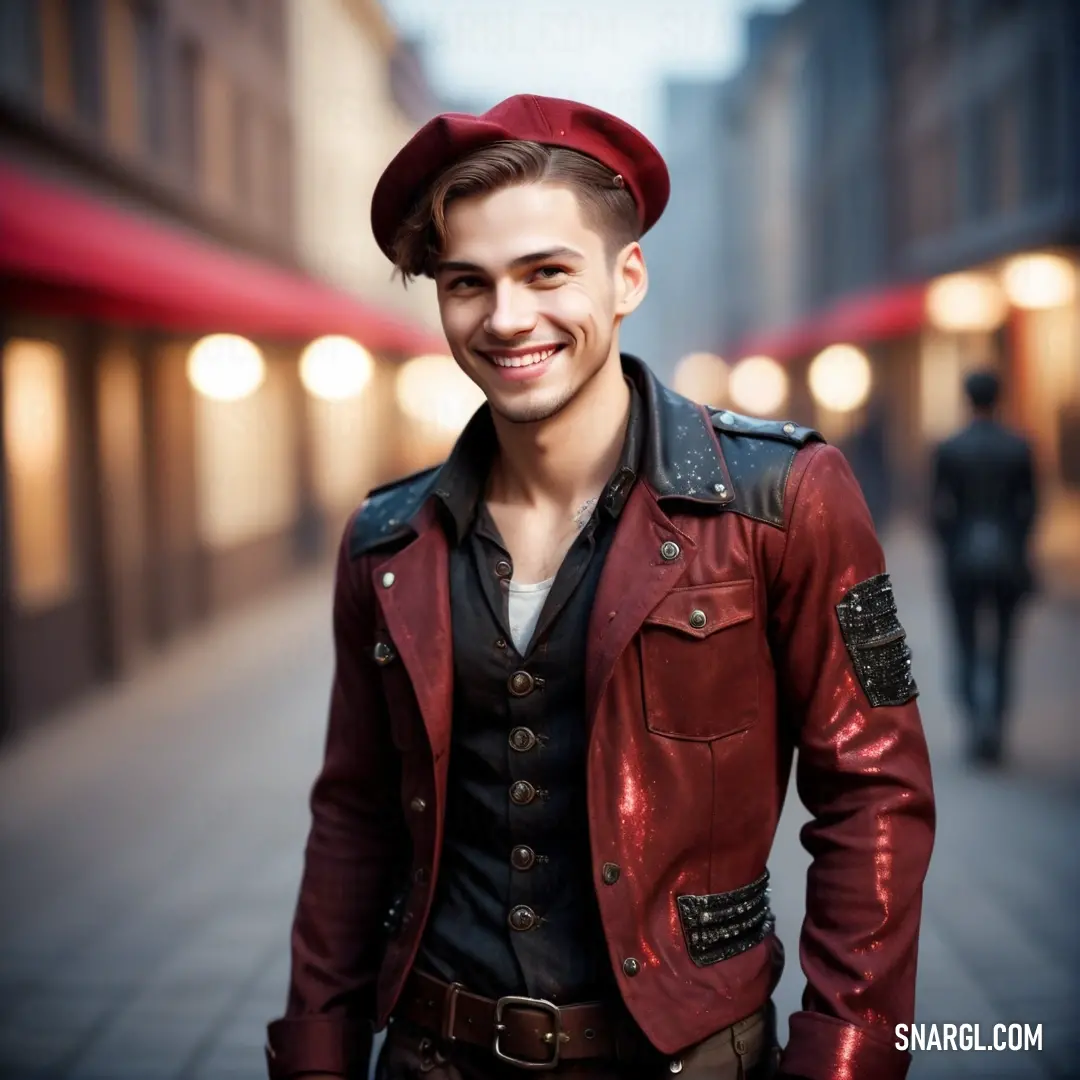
[446,275,484,291]
[533,265,569,282]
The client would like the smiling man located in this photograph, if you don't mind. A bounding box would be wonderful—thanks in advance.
[265,96,935,1080]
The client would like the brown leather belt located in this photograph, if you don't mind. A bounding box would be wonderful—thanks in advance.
[396,970,619,1069]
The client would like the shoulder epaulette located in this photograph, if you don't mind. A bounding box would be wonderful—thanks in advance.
[348,465,441,558]
[709,408,823,447]
[707,409,824,527]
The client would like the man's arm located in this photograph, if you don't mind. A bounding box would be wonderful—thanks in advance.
[266,513,407,1079]
[766,445,936,1080]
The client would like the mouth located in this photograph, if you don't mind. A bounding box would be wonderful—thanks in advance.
[478,344,567,369]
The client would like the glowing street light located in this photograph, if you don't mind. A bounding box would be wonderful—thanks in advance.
[1001,253,1077,310]
[925,273,1008,333]
[187,334,265,401]
[728,355,789,415]
[299,336,374,401]
[396,354,486,434]
[673,352,729,406]
[808,344,873,413]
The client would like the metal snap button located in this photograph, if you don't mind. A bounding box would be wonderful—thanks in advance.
[509,780,536,805]
[669,1060,684,1074]
[511,845,536,870]
[495,559,512,578]
[622,957,640,977]
[718,411,735,425]
[601,862,621,885]
[659,540,680,561]
[381,571,395,588]
[783,422,796,435]
[508,671,535,696]
[508,727,537,752]
[372,641,395,665]
[688,609,707,629]
[409,796,426,813]
[508,905,537,931]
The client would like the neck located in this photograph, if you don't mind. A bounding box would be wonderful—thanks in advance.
[488,349,631,512]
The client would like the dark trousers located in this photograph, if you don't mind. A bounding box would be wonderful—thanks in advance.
[947,578,1022,758]
[375,1004,779,1080]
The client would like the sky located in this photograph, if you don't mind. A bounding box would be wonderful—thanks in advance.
[381,0,797,147]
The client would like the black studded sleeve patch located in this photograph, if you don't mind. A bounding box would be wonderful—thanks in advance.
[835,573,919,707]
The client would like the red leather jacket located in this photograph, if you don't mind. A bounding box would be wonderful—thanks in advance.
[266,358,935,1080]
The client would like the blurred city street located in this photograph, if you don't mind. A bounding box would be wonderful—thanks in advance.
[0,523,1076,1080]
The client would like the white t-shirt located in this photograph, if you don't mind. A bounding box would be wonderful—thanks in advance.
[507,576,556,654]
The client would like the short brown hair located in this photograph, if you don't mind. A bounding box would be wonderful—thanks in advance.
[390,141,641,282]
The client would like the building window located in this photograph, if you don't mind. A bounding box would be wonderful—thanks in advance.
[176,36,201,181]
[133,0,165,157]
[66,0,103,130]
[1026,48,1059,201]
[0,0,41,102]
[993,86,1022,213]
[3,338,75,612]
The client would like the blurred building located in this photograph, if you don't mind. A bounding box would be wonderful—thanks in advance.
[657,0,1080,586]
[0,0,447,734]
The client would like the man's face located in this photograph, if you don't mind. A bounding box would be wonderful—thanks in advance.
[434,182,646,425]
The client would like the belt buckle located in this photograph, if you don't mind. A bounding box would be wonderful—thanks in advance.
[493,995,564,1070]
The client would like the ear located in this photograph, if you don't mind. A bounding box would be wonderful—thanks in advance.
[614,241,648,316]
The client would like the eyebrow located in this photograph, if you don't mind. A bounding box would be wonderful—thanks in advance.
[435,247,585,275]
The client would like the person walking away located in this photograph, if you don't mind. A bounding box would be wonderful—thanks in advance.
[931,369,1038,764]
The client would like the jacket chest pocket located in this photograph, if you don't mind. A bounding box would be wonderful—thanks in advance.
[639,579,759,741]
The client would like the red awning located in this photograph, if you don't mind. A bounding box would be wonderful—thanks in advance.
[728,281,928,362]
[0,162,446,355]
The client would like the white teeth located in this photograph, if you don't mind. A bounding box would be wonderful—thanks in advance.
[489,347,560,368]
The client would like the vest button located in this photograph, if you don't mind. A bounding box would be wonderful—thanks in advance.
[508,671,535,696]
[688,609,707,629]
[511,845,536,871]
[622,957,640,977]
[601,862,621,885]
[508,905,537,932]
[508,727,537,752]
[495,559,512,578]
[659,541,680,561]
[509,780,536,805]
[372,641,395,665]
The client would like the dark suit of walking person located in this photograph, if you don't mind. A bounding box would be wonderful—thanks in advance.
[931,370,1038,764]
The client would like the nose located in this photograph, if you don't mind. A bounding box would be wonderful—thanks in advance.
[484,281,537,339]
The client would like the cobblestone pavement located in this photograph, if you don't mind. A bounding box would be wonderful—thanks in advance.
[0,524,1076,1080]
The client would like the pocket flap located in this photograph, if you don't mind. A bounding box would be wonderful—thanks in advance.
[643,579,755,639]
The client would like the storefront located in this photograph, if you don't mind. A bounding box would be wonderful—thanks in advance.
[0,162,455,731]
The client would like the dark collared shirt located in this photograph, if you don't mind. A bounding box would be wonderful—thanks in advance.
[415,383,643,1004]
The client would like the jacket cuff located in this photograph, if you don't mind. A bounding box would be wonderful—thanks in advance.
[265,1015,373,1079]
[780,1012,910,1080]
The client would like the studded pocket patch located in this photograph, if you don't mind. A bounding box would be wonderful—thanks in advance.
[676,870,775,967]
[835,573,918,707]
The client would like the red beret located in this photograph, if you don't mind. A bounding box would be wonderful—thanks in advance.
[370,94,670,262]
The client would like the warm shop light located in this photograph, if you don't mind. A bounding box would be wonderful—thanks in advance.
[1001,253,1077,310]
[728,355,788,415]
[299,336,374,401]
[673,352,729,406]
[187,334,265,401]
[808,344,873,413]
[396,354,486,433]
[925,273,1008,333]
